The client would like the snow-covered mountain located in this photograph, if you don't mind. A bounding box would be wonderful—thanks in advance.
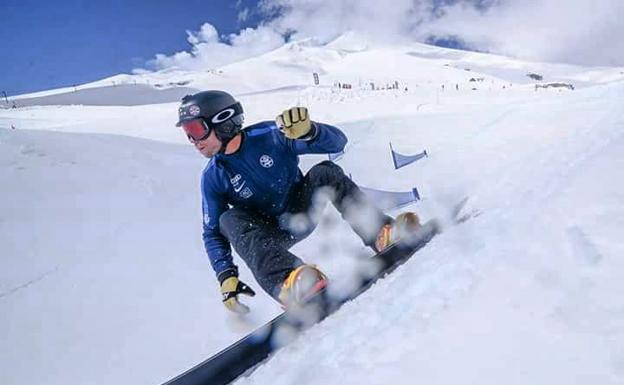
[1,33,623,385]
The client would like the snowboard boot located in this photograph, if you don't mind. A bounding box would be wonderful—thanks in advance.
[278,264,328,307]
[374,212,421,252]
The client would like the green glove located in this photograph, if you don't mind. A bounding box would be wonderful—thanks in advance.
[220,277,256,314]
[276,107,314,139]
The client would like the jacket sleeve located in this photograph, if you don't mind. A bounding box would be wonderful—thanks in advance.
[288,122,348,155]
[201,173,237,282]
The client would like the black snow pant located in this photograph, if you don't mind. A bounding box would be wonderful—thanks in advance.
[219,161,392,300]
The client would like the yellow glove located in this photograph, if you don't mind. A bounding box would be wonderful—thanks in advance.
[220,277,256,314]
[276,107,313,139]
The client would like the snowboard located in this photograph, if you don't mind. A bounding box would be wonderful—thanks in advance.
[163,200,475,385]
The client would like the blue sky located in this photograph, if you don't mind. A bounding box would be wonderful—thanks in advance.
[0,0,261,96]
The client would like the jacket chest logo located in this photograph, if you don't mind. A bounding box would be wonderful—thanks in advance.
[259,155,274,168]
[230,174,253,199]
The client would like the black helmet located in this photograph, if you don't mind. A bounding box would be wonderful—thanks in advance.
[176,90,244,143]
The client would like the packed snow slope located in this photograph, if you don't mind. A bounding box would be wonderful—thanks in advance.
[1,34,624,385]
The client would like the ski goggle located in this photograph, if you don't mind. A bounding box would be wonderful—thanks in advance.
[181,119,212,142]
[181,116,245,142]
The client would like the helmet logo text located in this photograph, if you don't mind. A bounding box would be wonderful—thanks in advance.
[188,105,201,116]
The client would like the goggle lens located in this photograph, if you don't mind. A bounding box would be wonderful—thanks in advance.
[182,119,211,141]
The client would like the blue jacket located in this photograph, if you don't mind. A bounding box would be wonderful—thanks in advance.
[201,120,348,279]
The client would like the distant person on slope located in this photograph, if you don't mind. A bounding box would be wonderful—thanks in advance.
[176,90,420,313]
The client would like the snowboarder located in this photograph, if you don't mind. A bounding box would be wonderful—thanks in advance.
[176,90,420,313]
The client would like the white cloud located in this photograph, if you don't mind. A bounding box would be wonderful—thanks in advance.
[140,0,624,71]
[259,0,624,66]
[185,23,219,46]
[139,23,285,72]
[238,7,250,23]
[259,0,434,43]
[421,0,624,66]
